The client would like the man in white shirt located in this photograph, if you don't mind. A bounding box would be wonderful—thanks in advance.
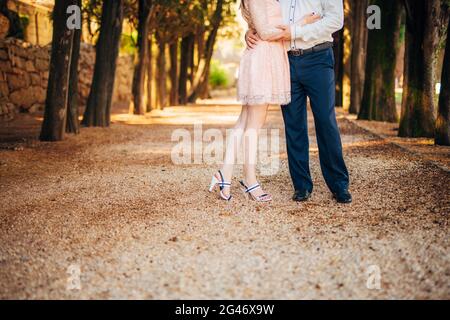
[246,0,351,204]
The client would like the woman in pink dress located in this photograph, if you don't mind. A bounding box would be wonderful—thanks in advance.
[209,0,319,202]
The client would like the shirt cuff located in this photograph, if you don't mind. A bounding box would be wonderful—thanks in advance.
[290,25,303,42]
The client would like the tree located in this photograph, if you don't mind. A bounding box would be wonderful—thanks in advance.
[131,0,153,115]
[399,0,448,137]
[82,0,124,127]
[149,0,204,108]
[0,0,24,39]
[146,35,153,112]
[358,0,402,122]
[150,1,175,109]
[435,17,450,146]
[349,0,369,114]
[155,33,167,109]
[169,41,179,106]
[188,0,225,103]
[178,35,195,105]
[82,0,103,42]
[143,0,232,106]
[333,29,344,108]
[66,0,82,135]
[40,0,75,141]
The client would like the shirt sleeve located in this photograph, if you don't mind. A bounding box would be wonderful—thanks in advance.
[248,0,282,41]
[290,0,344,42]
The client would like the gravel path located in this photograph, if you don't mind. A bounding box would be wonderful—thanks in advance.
[0,103,449,299]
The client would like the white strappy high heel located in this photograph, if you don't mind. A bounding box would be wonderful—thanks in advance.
[240,180,272,202]
[208,170,232,201]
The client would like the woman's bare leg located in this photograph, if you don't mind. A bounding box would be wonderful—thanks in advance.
[243,104,269,198]
[219,106,249,196]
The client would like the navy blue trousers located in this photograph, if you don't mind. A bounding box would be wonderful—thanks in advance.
[281,48,349,194]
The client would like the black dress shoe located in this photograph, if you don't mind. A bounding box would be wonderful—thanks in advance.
[292,189,312,202]
[333,190,352,204]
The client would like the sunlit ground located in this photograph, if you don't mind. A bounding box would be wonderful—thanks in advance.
[112,94,245,126]
[1,99,449,299]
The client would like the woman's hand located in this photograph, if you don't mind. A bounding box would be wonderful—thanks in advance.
[300,13,322,26]
[245,29,260,49]
[272,25,291,41]
[272,13,321,42]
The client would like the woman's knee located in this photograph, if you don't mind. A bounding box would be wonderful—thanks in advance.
[246,105,268,129]
[234,106,248,128]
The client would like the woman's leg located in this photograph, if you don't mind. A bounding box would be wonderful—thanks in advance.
[219,105,249,196]
[243,104,269,197]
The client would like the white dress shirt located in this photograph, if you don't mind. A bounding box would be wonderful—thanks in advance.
[280,0,344,51]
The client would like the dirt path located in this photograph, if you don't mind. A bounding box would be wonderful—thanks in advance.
[0,102,449,299]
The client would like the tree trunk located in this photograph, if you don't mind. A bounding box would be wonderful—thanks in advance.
[66,14,81,135]
[169,41,179,106]
[196,25,205,68]
[82,0,124,127]
[349,0,368,114]
[156,36,167,109]
[40,0,74,141]
[179,34,194,105]
[0,0,24,39]
[342,0,352,111]
[399,0,445,137]
[146,35,153,112]
[358,0,402,122]
[435,18,450,146]
[188,0,224,103]
[188,35,196,85]
[131,0,152,115]
[333,29,344,108]
[193,11,206,79]
[198,69,211,99]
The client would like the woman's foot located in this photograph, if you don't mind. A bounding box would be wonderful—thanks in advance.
[239,180,272,202]
[208,170,232,201]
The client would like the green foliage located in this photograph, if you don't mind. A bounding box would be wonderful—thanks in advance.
[121,31,138,55]
[209,60,229,88]
[82,0,103,40]
[152,0,206,42]
[152,0,237,42]
[217,0,239,40]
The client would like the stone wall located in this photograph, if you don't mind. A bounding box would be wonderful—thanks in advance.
[0,38,133,121]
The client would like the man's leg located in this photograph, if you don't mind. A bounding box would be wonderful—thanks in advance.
[281,56,313,193]
[301,48,349,194]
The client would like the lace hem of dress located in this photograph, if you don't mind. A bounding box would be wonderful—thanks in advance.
[237,93,292,105]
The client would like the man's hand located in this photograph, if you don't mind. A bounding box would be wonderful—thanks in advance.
[273,13,321,42]
[245,29,260,49]
[300,13,322,26]
[275,25,292,41]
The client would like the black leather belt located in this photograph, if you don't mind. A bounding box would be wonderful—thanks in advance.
[288,42,333,56]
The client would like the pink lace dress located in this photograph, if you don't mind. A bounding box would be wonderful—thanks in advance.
[238,0,291,106]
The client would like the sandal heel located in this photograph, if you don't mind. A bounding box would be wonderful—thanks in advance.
[240,180,272,203]
[209,175,219,192]
[209,170,232,201]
